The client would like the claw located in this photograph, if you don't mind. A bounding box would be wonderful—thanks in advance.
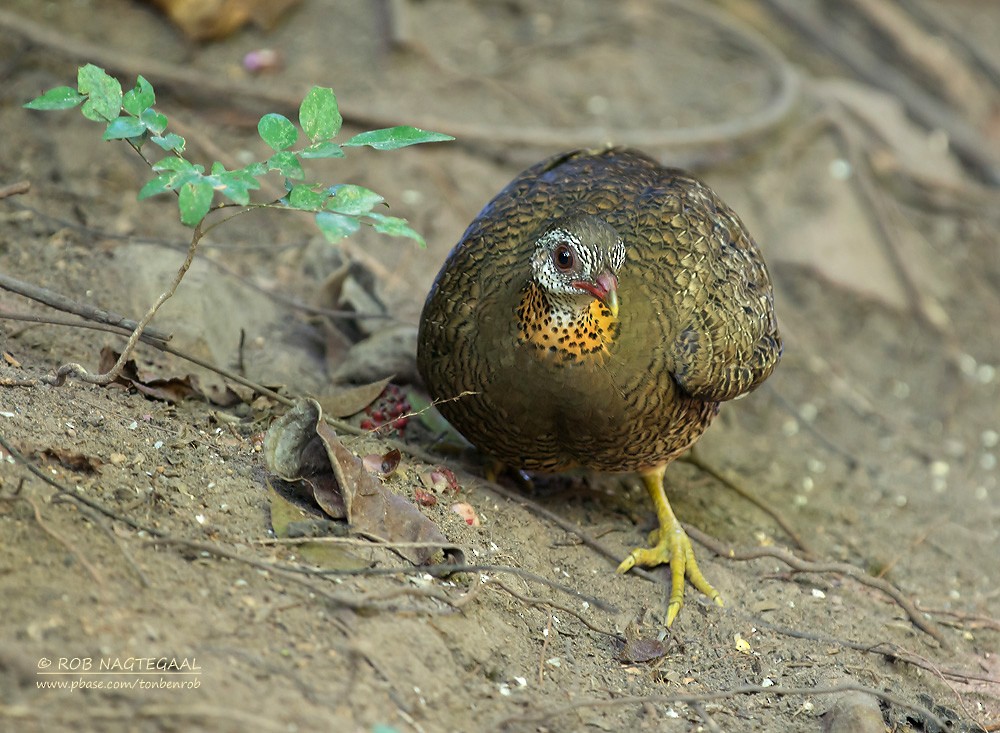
[616,465,723,626]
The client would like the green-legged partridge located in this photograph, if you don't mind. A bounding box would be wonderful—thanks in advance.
[418,148,781,625]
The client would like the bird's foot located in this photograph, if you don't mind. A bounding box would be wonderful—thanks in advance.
[616,519,723,626]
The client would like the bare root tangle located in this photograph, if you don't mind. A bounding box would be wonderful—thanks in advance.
[685,526,947,646]
[488,579,623,640]
[469,467,947,644]
[489,681,945,732]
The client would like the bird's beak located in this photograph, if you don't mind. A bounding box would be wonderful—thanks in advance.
[574,272,619,318]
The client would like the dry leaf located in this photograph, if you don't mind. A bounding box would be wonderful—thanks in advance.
[362,448,401,477]
[317,377,393,418]
[99,347,245,406]
[615,638,668,664]
[142,0,301,41]
[264,399,463,566]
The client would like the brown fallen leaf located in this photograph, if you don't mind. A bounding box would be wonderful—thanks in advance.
[264,399,463,566]
[316,377,393,418]
[267,484,366,570]
[615,637,668,664]
[99,347,243,406]
[362,448,401,477]
[142,0,301,42]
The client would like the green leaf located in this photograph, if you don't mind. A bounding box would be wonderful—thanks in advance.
[151,133,186,152]
[152,157,196,173]
[24,86,85,111]
[242,161,268,177]
[288,185,329,211]
[137,173,175,200]
[77,64,123,122]
[299,87,341,142]
[367,212,425,247]
[341,126,454,151]
[326,184,384,216]
[315,212,360,243]
[300,141,345,159]
[140,108,168,135]
[258,113,297,151]
[267,151,304,180]
[103,117,147,140]
[178,180,214,226]
[215,169,260,205]
[123,75,155,116]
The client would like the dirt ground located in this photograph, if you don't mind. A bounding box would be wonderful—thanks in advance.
[1,1,998,731]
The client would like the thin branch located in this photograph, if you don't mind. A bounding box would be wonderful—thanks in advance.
[42,225,202,387]
[760,0,1000,183]
[0,273,172,343]
[0,180,30,199]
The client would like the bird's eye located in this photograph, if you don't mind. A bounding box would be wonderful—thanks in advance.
[554,245,575,271]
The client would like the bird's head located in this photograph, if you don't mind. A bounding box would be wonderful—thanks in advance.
[530,215,625,317]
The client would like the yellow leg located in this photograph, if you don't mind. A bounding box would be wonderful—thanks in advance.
[616,465,723,626]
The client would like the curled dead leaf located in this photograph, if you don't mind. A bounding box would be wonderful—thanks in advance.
[318,377,393,418]
[362,448,401,477]
[264,399,463,565]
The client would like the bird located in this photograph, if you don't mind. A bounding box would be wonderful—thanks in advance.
[417,147,782,626]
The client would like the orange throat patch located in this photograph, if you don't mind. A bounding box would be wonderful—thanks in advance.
[515,283,620,361]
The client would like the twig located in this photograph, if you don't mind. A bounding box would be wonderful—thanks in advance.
[150,535,619,613]
[490,579,623,640]
[68,501,151,587]
[474,476,670,590]
[42,223,202,387]
[691,702,724,733]
[747,617,998,685]
[840,0,988,121]
[914,604,1000,632]
[0,180,30,199]
[491,682,945,731]
[684,526,947,646]
[0,273,172,343]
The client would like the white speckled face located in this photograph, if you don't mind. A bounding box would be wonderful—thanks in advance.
[531,217,625,300]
